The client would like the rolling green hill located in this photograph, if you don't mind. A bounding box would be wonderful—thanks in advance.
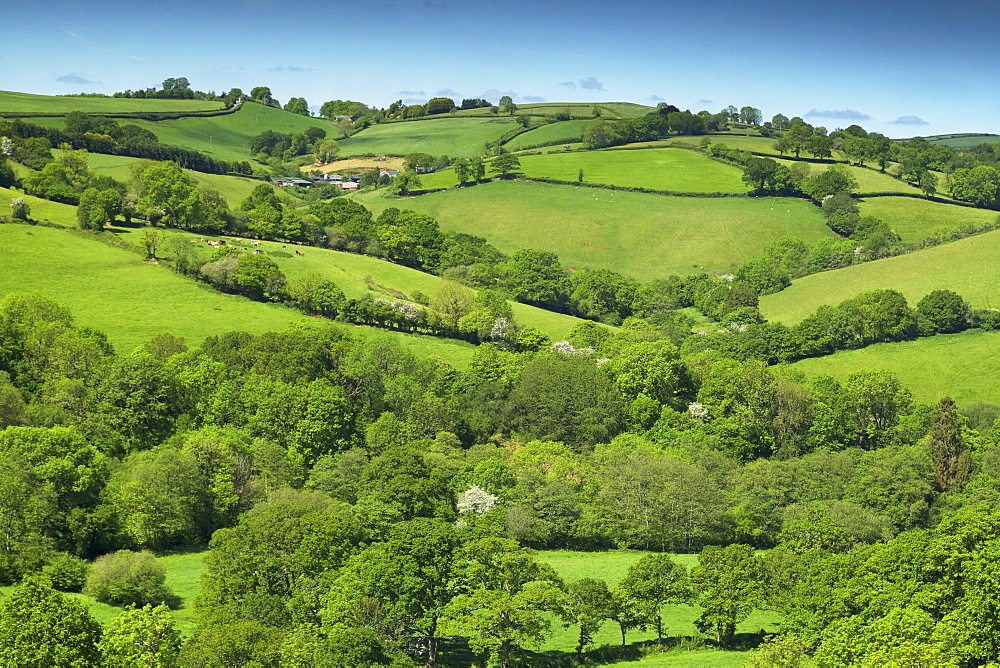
[339,116,518,157]
[455,102,653,119]
[759,228,1000,324]
[925,133,1000,148]
[858,196,995,242]
[0,90,221,114]
[1,186,79,227]
[16,102,335,165]
[81,152,268,206]
[0,223,475,366]
[506,120,590,148]
[356,180,833,279]
[791,329,1000,406]
[515,147,749,193]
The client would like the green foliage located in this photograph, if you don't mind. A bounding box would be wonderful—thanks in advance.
[0,576,102,666]
[84,549,173,607]
[691,544,767,644]
[99,604,182,668]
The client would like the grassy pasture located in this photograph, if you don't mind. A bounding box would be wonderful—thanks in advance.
[0,186,78,227]
[152,231,587,341]
[339,117,518,157]
[356,180,833,279]
[0,90,221,114]
[455,102,653,120]
[925,133,1000,148]
[791,329,1000,406]
[506,120,590,148]
[17,102,334,165]
[771,159,922,195]
[0,223,476,366]
[537,550,778,664]
[123,103,334,164]
[79,152,266,206]
[858,195,996,242]
[516,148,749,193]
[759,228,1000,324]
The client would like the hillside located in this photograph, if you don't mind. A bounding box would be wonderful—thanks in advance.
[858,196,995,243]
[338,116,518,157]
[790,329,1000,406]
[0,223,475,366]
[356,179,833,278]
[0,90,221,114]
[759,228,1000,324]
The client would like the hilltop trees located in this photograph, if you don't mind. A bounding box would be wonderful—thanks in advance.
[283,97,310,116]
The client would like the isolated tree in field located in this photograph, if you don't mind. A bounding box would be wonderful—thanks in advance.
[452,157,472,185]
[491,153,520,178]
[621,553,696,643]
[499,95,517,115]
[691,544,767,644]
[739,106,762,125]
[250,86,274,106]
[929,397,972,493]
[919,170,938,196]
[9,196,29,220]
[84,550,173,607]
[314,139,340,163]
[138,228,166,259]
[283,97,310,116]
[565,578,614,655]
[393,170,422,196]
[0,576,102,666]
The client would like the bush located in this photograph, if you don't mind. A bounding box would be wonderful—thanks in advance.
[41,552,89,592]
[83,550,173,607]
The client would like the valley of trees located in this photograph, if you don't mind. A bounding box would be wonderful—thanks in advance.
[6,83,1000,665]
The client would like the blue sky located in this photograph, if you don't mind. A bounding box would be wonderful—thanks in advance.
[3,0,999,137]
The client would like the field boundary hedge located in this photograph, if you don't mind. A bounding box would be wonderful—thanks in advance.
[1,105,237,122]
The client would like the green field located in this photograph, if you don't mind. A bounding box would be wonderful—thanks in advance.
[125,102,334,164]
[516,148,749,193]
[81,152,267,206]
[131,228,588,342]
[858,195,996,242]
[0,223,476,366]
[17,102,334,165]
[925,133,1000,148]
[339,117,518,157]
[1,186,78,227]
[760,228,1000,324]
[455,102,653,120]
[791,329,1000,406]
[538,550,778,664]
[357,180,833,278]
[771,159,922,195]
[0,90,221,114]
[506,120,590,148]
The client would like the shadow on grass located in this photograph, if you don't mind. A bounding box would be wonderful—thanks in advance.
[438,633,768,667]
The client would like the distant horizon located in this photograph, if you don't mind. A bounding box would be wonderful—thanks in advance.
[4,0,998,138]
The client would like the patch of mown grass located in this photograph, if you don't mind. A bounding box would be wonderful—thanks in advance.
[356,180,832,279]
[791,329,1000,406]
[759,227,1000,325]
[339,116,518,157]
